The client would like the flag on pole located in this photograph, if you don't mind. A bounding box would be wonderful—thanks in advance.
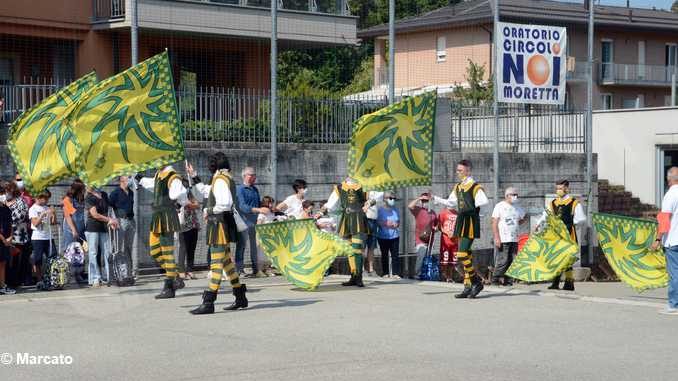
[347,91,435,191]
[506,213,579,282]
[8,73,97,194]
[256,219,352,290]
[592,213,668,292]
[68,51,185,187]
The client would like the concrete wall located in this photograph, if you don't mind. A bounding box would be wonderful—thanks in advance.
[0,143,596,271]
[593,106,678,205]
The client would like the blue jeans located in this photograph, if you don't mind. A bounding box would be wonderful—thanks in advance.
[85,231,112,285]
[235,226,257,273]
[666,245,678,309]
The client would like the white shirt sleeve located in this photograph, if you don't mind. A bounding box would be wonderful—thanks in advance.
[139,177,155,191]
[192,182,210,202]
[168,177,188,206]
[474,188,489,208]
[433,190,458,209]
[211,178,233,214]
[535,210,548,227]
[573,203,586,225]
[324,188,340,212]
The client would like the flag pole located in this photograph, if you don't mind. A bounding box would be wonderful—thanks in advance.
[586,0,594,266]
[130,0,140,277]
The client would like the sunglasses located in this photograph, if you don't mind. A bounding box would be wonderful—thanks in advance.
[386,197,396,200]
[507,193,518,196]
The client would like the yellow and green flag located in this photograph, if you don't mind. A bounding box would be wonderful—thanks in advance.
[8,73,98,194]
[256,219,352,290]
[506,213,579,282]
[592,213,668,292]
[68,51,185,187]
[347,91,436,191]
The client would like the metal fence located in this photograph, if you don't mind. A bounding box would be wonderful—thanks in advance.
[450,103,586,153]
[0,79,70,124]
[177,87,387,143]
[1,81,586,151]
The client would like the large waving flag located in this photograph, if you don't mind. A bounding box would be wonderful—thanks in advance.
[8,73,97,194]
[592,213,668,292]
[68,51,185,187]
[256,219,352,290]
[506,213,579,282]
[347,91,436,191]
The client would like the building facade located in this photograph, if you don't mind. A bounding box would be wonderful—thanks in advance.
[359,0,678,110]
[0,0,357,86]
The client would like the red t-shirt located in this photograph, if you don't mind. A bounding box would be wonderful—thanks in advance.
[410,206,437,246]
[437,208,459,253]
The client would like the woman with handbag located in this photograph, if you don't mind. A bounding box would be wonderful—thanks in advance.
[186,153,248,315]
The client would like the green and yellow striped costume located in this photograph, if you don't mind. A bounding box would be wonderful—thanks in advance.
[453,179,483,287]
[149,169,180,280]
[550,197,579,281]
[204,171,241,292]
[335,182,369,276]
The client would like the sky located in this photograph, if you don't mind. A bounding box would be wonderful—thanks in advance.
[559,0,674,10]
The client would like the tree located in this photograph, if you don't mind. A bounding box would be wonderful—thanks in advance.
[672,0,678,13]
[277,0,465,96]
[452,60,493,105]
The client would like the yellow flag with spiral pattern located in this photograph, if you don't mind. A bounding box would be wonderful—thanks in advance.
[593,213,668,292]
[256,219,352,290]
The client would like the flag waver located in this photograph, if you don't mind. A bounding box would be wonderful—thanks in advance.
[506,213,579,282]
[68,51,185,187]
[592,213,668,292]
[347,91,436,191]
[8,73,97,194]
[256,219,352,290]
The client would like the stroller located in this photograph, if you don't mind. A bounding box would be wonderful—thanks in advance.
[37,222,70,291]
[418,227,440,281]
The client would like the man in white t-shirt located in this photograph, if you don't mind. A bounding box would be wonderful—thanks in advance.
[491,187,526,286]
[653,166,678,315]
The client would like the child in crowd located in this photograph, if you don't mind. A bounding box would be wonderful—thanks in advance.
[256,196,277,276]
[28,190,57,285]
[437,207,460,282]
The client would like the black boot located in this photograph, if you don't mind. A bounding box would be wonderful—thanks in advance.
[468,276,484,299]
[454,286,472,299]
[342,274,357,287]
[547,276,560,290]
[190,290,217,315]
[562,280,575,291]
[224,284,248,311]
[155,279,175,299]
[354,272,364,288]
[174,277,185,290]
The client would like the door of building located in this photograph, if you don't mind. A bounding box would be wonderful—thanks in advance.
[657,146,678,206]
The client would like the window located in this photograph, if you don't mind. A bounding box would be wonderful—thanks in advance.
[666,43,677,81]
[622,96,643,109]
[601,94,613,110]
[601,40,614,81]
[638,40,645,79]
[436,36,446,62]
[0,57,13,85]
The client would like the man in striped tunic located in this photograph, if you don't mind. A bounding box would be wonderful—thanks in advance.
[187,153,247,314]
[434,159,489,299]
[136,166,188,299]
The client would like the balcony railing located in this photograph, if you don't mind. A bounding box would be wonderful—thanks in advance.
[92,0,350,22]
[599,62,676,87]
[566,57,588,82]
[93,0,126,21]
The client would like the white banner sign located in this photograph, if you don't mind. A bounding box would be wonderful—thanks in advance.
[497,22,567,105]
